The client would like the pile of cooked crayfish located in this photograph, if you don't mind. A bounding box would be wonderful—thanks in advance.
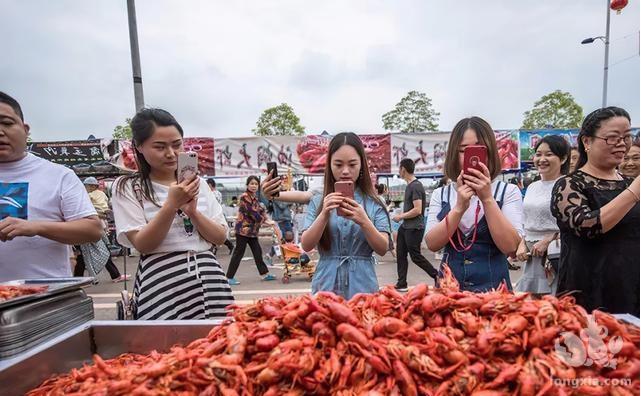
[28,266,639,395]
[0,284,47,302]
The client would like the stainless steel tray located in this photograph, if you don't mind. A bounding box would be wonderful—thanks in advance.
[0,320,223,396]
[0,277,94,310]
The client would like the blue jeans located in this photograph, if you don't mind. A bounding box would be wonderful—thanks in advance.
[278,220,293,238]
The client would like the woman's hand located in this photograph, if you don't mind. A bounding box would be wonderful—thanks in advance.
[180,197,198,218]
[166,175,199,210]
[321,193,344,217]
[463,163,493,203]
[516,240,529,262]
[340,198,370,226]
[454,171,475,213]
[261,170,282,200]
[531,239,551,257]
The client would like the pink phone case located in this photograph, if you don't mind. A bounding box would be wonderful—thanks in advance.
[335,181,354,216]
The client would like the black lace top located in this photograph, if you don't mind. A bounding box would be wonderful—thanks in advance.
[551,170,639,316]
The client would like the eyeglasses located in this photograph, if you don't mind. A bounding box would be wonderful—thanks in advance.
[593,134,633,146]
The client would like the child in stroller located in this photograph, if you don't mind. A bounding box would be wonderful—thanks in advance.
[279,230,315,283]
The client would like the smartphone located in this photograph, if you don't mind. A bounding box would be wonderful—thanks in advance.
[266,162,280,197]
[334,181,354,217]
[177,151,199,182]
[463,145,488,176]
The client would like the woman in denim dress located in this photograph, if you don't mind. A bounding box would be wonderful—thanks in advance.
[301,133,391,299]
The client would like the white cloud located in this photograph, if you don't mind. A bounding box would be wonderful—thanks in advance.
[2,0,638,141]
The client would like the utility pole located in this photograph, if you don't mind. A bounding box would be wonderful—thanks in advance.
[602,0,611,108]
[127,0,145,111]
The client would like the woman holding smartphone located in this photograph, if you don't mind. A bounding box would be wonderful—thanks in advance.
[112,108,233,320]
[425,117,523,292]
[301,133,391,299]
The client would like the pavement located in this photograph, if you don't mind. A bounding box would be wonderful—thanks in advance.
[87,240,525,320]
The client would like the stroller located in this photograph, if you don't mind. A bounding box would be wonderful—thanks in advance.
[280,243,316,284]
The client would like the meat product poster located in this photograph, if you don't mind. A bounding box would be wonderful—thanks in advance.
[495,130,520,171]
[296,134,391,175]
[116,138,215,175]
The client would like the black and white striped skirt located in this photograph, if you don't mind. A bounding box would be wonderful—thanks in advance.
[133,250,234,320]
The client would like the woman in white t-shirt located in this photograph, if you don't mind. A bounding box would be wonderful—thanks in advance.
[515,135,569,294]
[424,117,523,292]
[112,109,233,320]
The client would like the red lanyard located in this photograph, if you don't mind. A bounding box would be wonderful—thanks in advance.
[445,202,481,253]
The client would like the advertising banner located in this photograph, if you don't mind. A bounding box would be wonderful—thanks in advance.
[28,139,119,174]
[214,134,391,176]
[520,128,640,162]
[390,133,450,175]
[117,137,215,175]
[495,130,520,170]
[214,136,301,177]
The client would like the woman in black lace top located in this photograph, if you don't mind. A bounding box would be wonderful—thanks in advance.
[551,107,640,316]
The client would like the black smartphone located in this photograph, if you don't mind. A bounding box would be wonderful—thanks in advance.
[266,162,280,197]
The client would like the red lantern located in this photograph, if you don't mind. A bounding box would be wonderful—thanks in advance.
[610,0,628,14]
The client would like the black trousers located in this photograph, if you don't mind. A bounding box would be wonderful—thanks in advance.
[226,235,268,278]
[74,253,121,280]
[213,239,235,256]
[396,227,437,287]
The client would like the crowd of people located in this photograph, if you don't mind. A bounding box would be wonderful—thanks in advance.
[1,90,639,320]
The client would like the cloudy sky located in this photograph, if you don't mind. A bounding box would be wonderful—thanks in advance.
[2,0,639,141]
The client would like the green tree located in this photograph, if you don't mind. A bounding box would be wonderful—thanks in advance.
[253,103,305,136]
[112,118,133,140]
[522,90,583,129]
[382,90,440,133]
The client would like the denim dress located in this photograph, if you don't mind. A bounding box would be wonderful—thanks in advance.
[303,190,391,299]
[436,182,512,292]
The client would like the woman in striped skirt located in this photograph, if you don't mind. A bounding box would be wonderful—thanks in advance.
[112,108,234,320]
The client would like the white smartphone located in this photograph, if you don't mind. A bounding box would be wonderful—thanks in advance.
[177,152,199,182]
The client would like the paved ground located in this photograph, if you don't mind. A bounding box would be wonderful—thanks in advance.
[88,240,525,320]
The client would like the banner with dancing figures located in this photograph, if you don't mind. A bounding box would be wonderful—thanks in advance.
[213,134,392,176]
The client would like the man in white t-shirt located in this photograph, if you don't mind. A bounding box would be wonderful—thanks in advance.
[0,91,103,281]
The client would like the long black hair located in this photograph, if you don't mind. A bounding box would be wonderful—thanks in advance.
[575,107,631,172]
[316,132,387,251]
[115,108,184,206]
[534,135,572,175]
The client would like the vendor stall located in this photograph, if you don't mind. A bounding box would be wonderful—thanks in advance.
[1,267,639,395]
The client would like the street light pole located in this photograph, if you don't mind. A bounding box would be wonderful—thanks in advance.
[127,0,145,112]
[602,0,611,108]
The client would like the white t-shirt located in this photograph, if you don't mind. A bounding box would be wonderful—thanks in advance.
[522,179,560,241]
[426,181,524,236]
[112,177,227,254]
[0,154,97,281]
[308,177,324,195]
